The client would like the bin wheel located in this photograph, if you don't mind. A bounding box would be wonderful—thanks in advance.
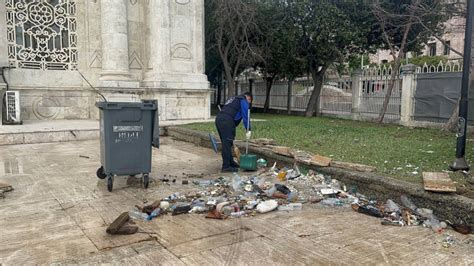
[143,174,149,189]
[107,175,114,192]
[96,166,107,179]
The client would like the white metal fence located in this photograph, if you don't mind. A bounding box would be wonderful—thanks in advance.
[211,60,463,125]
[359,66,402,121]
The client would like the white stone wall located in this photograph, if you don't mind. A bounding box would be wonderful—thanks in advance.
[0,0,210,121]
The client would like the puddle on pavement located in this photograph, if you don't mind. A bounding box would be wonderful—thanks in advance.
[0,159,24,175]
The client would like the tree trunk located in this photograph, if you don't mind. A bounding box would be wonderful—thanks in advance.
[378,58,402,123]
[263,77,274,113]
[234,81,239,95]
[222,60,235,97]
[305,70,326,117]
[443,99,460,132]
[216,71,223,105]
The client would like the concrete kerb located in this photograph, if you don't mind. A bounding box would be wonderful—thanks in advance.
[166,126,474,226]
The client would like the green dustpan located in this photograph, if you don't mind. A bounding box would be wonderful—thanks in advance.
[240,109,257,171]
[240,154,257,171]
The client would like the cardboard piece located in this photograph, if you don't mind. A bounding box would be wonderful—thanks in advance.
[423,172,456,192]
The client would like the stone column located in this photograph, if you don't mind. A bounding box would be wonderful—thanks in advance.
[143,0,168,85]
[400,64,417,126]
[143,0,208,89]
[99,0,138,88]
[351,69,363,120]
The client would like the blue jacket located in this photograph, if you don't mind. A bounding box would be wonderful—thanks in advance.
[220,95,251,130]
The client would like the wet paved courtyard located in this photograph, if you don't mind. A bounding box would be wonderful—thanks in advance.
[0,138,473,265]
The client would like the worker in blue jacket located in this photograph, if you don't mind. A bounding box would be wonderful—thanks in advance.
[215,92,252,172]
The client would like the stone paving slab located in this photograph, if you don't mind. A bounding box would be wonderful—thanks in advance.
[0,138,473,265]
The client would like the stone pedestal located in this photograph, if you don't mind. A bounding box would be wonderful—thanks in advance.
[351,69,363,120]
[400,64,417,126]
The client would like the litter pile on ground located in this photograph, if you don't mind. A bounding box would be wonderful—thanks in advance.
[108,162,472,237]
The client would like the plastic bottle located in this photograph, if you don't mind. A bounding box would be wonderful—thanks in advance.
[321,198,343,207]
[245,200,259,210]
[278,203,303,211]
[232,173,242,191]
[189,206,208,214]
[193,180,213,186]
[400,195,417,211]
[222,205,234,216]
[146,208,161,221]
[230,211,246,217]
[277,169,287,181]
[384,199,401,213]
[129,209,149,221]
[265,185,277,197]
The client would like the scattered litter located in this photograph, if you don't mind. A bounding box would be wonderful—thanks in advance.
[257,158,268,168]
[352,203,384,218]
[442,234,455,248]
[256,200,278,213]
[320,188,338,195]
[121,163,460,239]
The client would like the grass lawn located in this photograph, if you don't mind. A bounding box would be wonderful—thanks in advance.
[183,114,474,184]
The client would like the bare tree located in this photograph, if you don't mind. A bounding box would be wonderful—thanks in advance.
[373,0,421,123]
[210,0,259,97]
[372,0,448,123]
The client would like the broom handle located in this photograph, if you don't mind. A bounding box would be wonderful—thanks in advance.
[246,109,250,154]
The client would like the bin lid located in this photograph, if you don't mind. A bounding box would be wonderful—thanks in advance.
[96,100,157,110]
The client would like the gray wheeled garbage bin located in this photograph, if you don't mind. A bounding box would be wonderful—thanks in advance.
[95,100,159,192]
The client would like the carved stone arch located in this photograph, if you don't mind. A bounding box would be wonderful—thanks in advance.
[175,0,191,5]
[171,44,192,60]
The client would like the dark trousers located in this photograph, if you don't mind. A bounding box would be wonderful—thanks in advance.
[215,114,236,169]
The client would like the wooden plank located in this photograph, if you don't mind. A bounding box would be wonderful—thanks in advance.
[423,172,456,192]
[271,146,293,157]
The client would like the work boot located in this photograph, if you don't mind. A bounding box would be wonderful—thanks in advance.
[221,167,239,173]
[230,161,240,168]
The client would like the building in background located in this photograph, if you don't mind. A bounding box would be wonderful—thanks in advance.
[0,0,210,121]
[370,16,465,64]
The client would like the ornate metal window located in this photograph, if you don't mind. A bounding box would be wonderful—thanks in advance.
[5,0,77,70]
